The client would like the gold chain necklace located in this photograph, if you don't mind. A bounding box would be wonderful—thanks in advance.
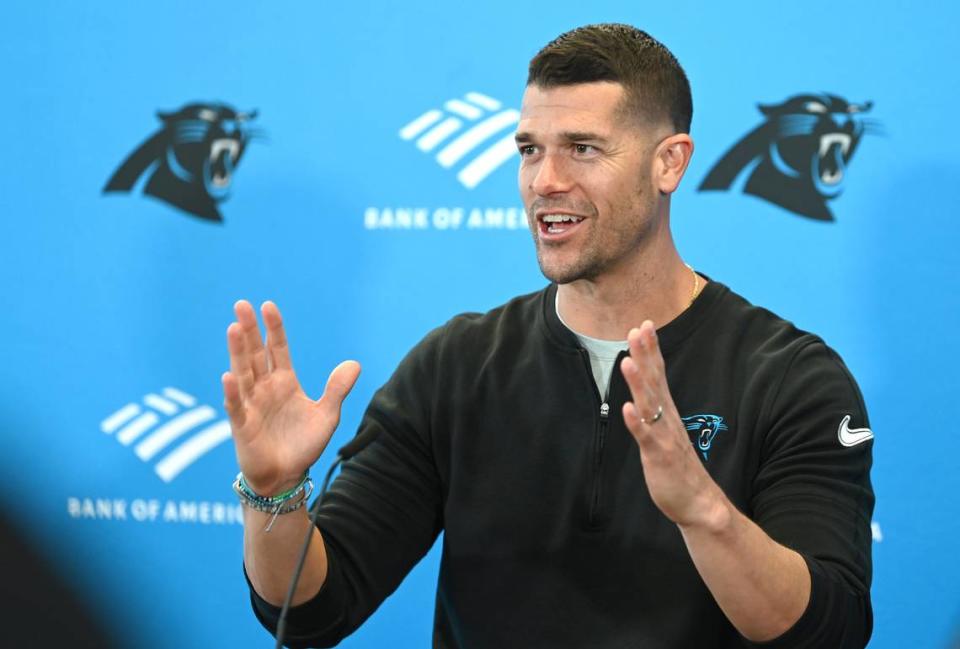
[685,263,700,308]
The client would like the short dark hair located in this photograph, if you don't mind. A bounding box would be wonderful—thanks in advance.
[527,23,693,134]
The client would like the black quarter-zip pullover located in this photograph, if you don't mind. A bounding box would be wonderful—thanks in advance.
[248,280,874,648]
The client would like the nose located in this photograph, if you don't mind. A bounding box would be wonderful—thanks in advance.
[529,152,574,196]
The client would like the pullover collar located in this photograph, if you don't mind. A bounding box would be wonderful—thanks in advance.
[539,277,729,356]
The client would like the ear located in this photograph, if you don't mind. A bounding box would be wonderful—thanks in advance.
[757,103,778,116]
[653,133,694,194]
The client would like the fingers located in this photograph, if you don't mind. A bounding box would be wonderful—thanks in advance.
[622,398,643,432]
[227,321,255,397]
[324,360,362,403]
[234,300,268,379]
[621,368,658,436]
[620,320,672,442]
[627,321,663,375]
[221,371,245,427]
[621,321,662,412]
[318,360,362,425]
[261,301,293,371]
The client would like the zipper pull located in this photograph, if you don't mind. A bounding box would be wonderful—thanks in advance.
[600,403,609,419]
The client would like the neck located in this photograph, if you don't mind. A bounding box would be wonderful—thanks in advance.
[556,230,703,340]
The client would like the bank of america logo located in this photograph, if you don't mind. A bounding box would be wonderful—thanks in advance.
[400,91,519,189]
[100,387,232,482]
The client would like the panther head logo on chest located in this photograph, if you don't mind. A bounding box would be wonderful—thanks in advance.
[682,414,728,461]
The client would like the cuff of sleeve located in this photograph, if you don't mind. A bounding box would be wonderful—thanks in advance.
[243,550,347,647]
[738,555,833,649]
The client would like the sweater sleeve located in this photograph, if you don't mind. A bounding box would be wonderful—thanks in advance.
[744,340,874,649]
[246,327,446,648]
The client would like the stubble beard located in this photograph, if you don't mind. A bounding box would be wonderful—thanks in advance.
[533,228,607,285]
[526,197,603,284]
[529,193,655,286]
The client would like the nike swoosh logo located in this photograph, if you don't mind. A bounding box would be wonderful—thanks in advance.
[838,414,874,447]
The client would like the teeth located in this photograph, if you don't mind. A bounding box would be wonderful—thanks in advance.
[541,214,583,223]
[821,168,844,185]
[210,138,240,163]
[819,133,851,158]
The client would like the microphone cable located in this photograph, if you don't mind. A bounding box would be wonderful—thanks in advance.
[274,427,381,649]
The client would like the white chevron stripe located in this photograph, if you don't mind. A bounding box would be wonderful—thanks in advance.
[399,110,443,140]
[444,99,483,120]
[162,387,196,407]
[116,412,159,445]
[134,406,216,461]
[465,92,501,111]
[457,132,519,189]
[436,110,520,169]
[154,420,233,483]
[416,117,462,152]
[101,404,140,434]
[144,394,178,415]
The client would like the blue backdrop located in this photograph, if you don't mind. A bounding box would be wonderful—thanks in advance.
[2,1,958,646]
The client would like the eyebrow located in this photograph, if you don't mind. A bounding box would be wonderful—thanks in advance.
[514,131,610,144]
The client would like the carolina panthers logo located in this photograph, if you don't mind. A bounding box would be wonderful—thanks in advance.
[699,94,881,221]
[103,102,262,222]
[682,414,728,460]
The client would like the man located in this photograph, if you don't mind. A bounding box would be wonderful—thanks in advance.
[225,24,874,648]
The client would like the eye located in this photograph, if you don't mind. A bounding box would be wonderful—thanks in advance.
[574,143,596,154]
[518,144,537,156]
[804,102,828,114]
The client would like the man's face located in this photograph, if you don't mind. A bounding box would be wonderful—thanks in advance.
[517,82,661,284]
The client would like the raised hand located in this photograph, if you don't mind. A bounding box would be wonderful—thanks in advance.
[223,300,360,497]
[619,321,725,529]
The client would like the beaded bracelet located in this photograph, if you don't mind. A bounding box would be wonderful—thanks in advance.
[232,472,314,532]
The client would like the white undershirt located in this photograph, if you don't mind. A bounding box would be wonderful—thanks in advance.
[555,291,628,400]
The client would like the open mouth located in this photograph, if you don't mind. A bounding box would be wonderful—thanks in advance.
[209,139,240,187]
[538,213,585,239]
[817,133,851,185]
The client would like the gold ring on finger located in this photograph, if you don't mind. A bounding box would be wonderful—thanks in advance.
[640,405,663,425]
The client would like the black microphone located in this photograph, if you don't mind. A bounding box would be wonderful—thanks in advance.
[274,429,382,649]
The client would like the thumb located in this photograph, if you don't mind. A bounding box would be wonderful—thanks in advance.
[318,360,361,417]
